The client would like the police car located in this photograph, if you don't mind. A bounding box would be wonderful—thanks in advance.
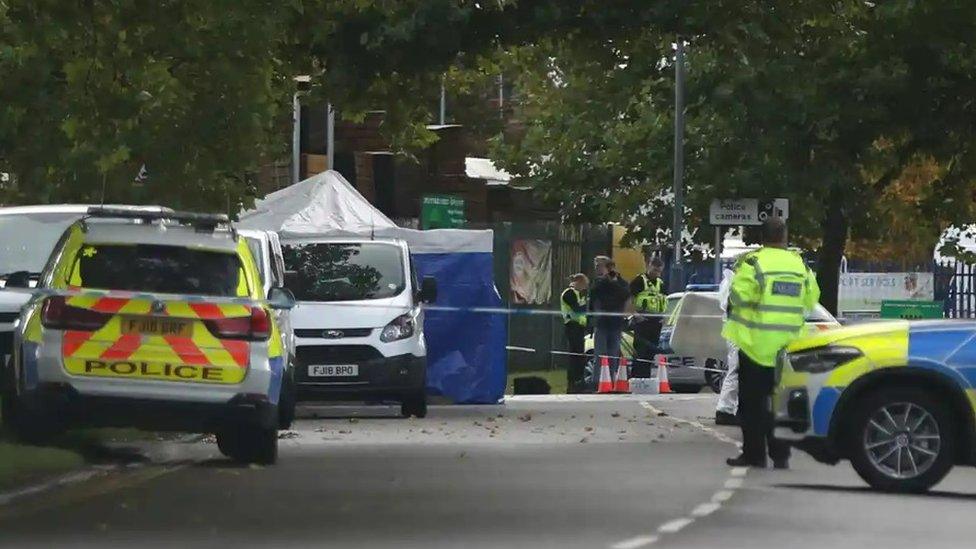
[774,320,976,492]
[0,208,296,464]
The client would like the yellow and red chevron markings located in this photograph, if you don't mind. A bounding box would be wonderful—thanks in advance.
[61,295,253,384]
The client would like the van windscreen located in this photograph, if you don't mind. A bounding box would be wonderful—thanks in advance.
[282,243,405,302]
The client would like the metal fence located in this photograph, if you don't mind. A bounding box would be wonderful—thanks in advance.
[936,260,976,318]
[467,221,613,372]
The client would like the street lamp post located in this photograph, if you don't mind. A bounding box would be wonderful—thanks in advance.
[670,37,686,292]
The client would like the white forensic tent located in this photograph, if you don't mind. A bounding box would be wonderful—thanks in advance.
[237,171,506,404]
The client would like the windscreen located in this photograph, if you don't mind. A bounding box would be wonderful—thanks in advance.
[0,212,84,276]
[73,244,243,296]
[283,242,405,302]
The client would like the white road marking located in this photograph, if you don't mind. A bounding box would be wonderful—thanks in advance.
[658,518,694,534]
[610,535,660,549]
[691,502,722,517]
[638,401,741,447]
[712,490,735,503]
[606,401,747,548]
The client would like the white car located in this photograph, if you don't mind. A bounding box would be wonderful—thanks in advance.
[664,291,841,392]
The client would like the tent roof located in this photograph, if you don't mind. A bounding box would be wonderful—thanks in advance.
[237,171,396,238]
[238,170,494,254]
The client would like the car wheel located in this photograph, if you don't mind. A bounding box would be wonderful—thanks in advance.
[704,359,726,394]
[583,351,595,387]
[278,369,296,430]
[401,393,428,418]
[847,388,955,493]
[217,423,278,465]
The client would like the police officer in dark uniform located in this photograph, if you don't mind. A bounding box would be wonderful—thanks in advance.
[561,273,589,393]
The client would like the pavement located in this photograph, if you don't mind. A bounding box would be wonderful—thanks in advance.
[0,394,973,548]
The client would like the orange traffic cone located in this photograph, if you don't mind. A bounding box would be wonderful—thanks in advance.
[614,356,630,393]
[656,354,672,394]
[597,355,614,394]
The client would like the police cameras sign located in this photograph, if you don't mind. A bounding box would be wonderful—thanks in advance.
[709,198,789,226]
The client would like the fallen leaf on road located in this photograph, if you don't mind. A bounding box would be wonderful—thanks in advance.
[518,413,532,422]
[657,411,669,417]
[611,411,621,418]
[584,426,594,432]
[617,430,627,434]
[579,437,589,443]
[421,429,433,435]
[486,416,496,422]
[618,436,627,440]
[474,421,483,427]
[497,413,505,418]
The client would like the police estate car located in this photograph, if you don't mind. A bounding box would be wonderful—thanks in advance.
[0,207,296,464]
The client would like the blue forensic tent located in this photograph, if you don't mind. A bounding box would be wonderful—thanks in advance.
[238,171,506,404]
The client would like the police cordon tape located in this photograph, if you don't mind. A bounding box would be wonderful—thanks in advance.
[3,286,726,319]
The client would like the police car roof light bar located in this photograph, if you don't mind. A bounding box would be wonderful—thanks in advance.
[86,206,229,230]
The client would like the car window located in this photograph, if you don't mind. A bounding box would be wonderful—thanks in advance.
[283,242,405,302]
[70,244,243,296]
[269,236,285,287]
[244,236,267,286]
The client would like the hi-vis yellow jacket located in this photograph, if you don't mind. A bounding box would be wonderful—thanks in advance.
[722,247,821,367]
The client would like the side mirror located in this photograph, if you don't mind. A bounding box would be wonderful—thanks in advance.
[3,271,31,289]
[418,276,438,304]
[268,287,297,310]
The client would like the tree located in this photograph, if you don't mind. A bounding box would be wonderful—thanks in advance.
[486,0,976,313]
[0,0,298,210]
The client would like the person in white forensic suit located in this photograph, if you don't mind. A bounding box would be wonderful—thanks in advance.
[715,267,740,426]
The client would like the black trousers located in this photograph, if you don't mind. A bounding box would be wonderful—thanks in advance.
[564,322,586,393]
[632,318,662,378]
[738,351,791,463]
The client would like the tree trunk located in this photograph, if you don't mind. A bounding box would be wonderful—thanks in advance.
[816,185,849,315]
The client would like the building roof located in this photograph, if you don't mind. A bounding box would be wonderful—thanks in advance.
[465,157,512,186]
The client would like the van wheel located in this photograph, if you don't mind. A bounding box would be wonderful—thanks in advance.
[847,388,955,493]
[401,393,428,418]
[278,370,296,430]
[217,424,278,465]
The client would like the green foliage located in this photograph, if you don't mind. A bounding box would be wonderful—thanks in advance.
[0,0,298,210]
[488,0,976,268]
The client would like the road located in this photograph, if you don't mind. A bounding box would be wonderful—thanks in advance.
[1,394,974,548]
